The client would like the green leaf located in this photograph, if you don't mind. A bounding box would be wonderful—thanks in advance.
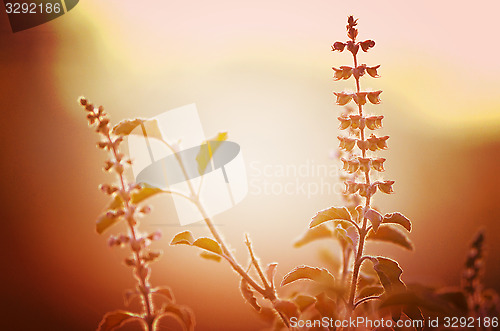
[96,213,120,235]
[310,207,352,228]
[281,265,335,287]
[293,224,334,247]
[112,118,145,136]
[156,304,195,331]
[199,251,222,262]
[240,278,261,311]
[370,257,406,293]
[366,225,414,250]
[170,231,195,245]
[196,132,228,176]
[153,286,175,303]
[192,238,222,255]
[383,212,412,232]
[365,208,382,232]
[98,310,138,331]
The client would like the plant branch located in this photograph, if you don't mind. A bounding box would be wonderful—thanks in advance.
[354,295,381,309]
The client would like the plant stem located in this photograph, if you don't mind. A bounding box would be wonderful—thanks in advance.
[163,141,289,326]
[101,120,155,331]
[346,46,374,312]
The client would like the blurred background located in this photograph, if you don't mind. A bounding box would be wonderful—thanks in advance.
[1,0,499,330]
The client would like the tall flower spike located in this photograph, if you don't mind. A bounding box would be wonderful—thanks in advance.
[329,17,413,317]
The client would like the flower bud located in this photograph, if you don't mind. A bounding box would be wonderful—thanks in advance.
[377,180,395,194]
[348,27,358,40]
[377,136,389,149]
[139,205,152,214]
[357,139,369,151]
[353,65,366,79]
[338,116,351,130]
[358,183,369,197]
[349,114,362,128]
[344,180,358,194]
[358,157,371,172]
[338,136,356,151]
[333,92,353,106]
[79,97,88,106]
[366,65,380,78]
[367,91,382,104]
[125,257,136,267]
[359,40,375,52]
[353,92,367,106]
[332,42,346,52]
[365,115,383,130]
[346,41,359,55]
[147,231,162,241]
[371,158,386,172]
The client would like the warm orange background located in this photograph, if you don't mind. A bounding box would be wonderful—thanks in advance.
[1,1,500,330]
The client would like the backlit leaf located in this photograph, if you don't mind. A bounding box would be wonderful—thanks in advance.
[367,225,413,250]
[199,251,222,262]
[310,207,351,228]
[383,212,412,232]
[106,186,164,212]
[240,278,261,311]
[112,118,145,136]
[108,194,123,211]
[123,290,139,306]
[153,286,175,303]
[365,208,382,232]
[357,285,384,300]
[293,224,334,247]
[273,300,299,319]
[266,262,278,287]
[170,231,195,245]
[293,295,316,312]
[196,132,228,176]
[403,305,424,331]
[156,304,195,331]
[315,292,337,319]
[437,289,468,312]
[96,213,120,235]
[192,238,222,255]
[281,265,335,287]
[113,118,164,141]
[131,186,164,204]
[98,310,138,331]
[379,291,451,314]
[370,257,406,293]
